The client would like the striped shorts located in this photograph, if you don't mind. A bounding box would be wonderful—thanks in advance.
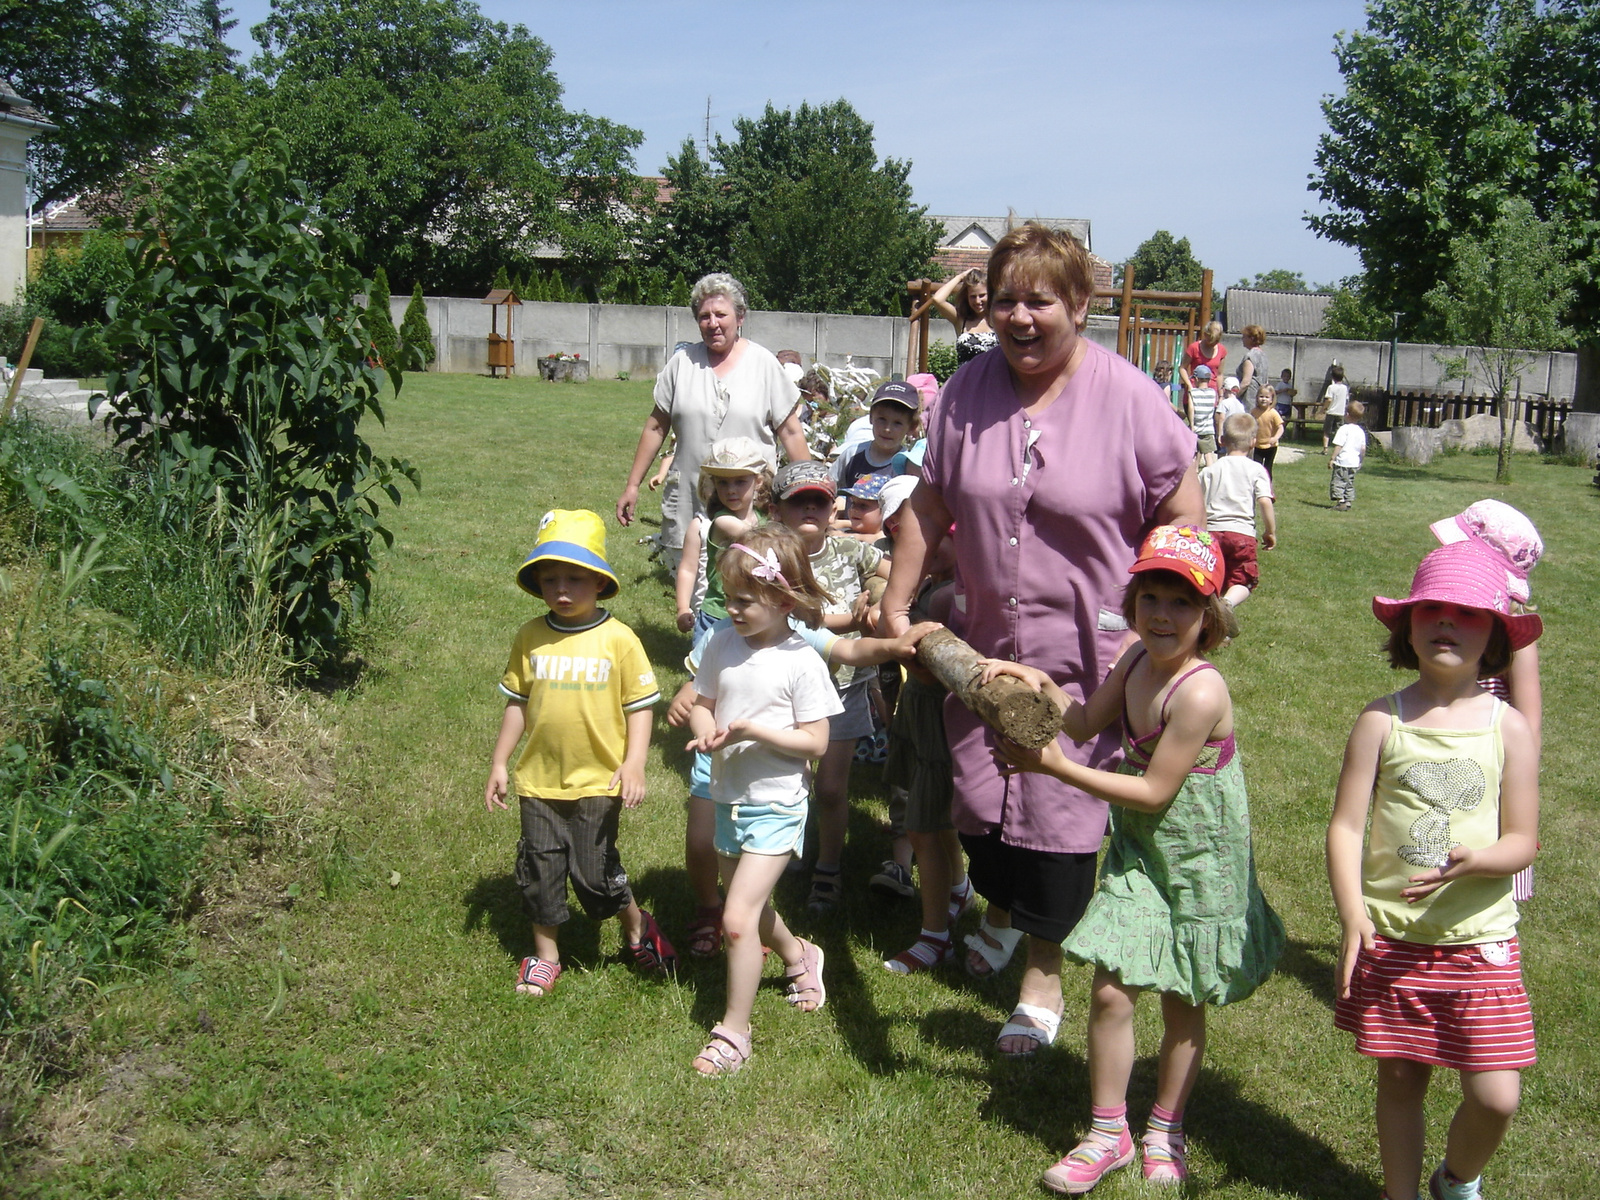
[1335,935,1535,1071]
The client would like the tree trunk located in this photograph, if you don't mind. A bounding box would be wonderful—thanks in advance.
[914,628,1063,748]
[1495,381,1517,484]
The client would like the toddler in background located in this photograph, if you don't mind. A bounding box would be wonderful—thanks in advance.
[1188,365,1219,466]
[1250,385,1285,477]
[1201,413,1277,623]
[1327,541,1541,1200]
[1273,368,1296,421]
[839,472,891,549]
[483,510,674,998]
[1321,363,1349,452]
[1329,400,1367,510]
[675,437,773,635]
[987,526,1283,1192]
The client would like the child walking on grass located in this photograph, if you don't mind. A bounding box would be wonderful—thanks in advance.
[675,437,773,635]
[684,527,843,1075]
[1330,400,1368,510]
[483,510,675,998]
[983,525,1283,1193]
[1327,540,1541,1200]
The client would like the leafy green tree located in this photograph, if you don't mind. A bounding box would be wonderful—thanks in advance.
[1,0,235,207]
[1123,231,1204,293]
[1425,198,1574,482]
[365,266,399,367]
[98,129,419,663]
[651,101,940,315]
[24,230,132,328]
[201,0,650,294]
[1319,275,1393,341]
[1234,269,1309,292]
[1308,0,1598,368]
[399,283,434,368]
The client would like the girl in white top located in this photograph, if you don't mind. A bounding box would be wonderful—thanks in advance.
[686,526,843,1076]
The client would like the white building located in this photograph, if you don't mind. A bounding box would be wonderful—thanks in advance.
[0,76,57,304]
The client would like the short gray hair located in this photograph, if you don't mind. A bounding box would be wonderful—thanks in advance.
[690,272,748,320]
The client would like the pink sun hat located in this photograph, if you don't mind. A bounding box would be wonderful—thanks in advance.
[1372,541,1542,651]
[1430,499,1542,605]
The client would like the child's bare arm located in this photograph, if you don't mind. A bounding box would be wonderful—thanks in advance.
[1327,704,1387,997]
[485,699,526,811]
[666,679,698,727]
[725,716,830,760]
[827,621,943,667]
[611,707,652,808]
[1400,706,1539,898]
[1258,496,1277,549]
[1504,642,1542,751]
[710,512,755,542]
[676,522,702,632]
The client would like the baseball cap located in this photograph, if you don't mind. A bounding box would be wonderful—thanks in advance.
[774,460,836,500]
[870,380,920,413]
[878,476,918,524]
[1127,525,1222,597]
[1192,365,1213,381]
[843,474,889,501]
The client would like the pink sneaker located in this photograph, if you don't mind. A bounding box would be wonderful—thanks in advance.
[1040,1126,1135,1195]
[1141,1127,1188,1185]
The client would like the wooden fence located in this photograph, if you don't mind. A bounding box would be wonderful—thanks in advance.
[1360,388,1571,443]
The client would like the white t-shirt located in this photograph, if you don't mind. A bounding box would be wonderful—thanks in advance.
[694,627,843,807]
[1331,422,1367,468]
[1200,455,1274,536]
[1215,394,1247,429]
[1322,380,1350,417]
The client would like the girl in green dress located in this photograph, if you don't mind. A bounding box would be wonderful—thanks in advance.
[983,524,1284,1194]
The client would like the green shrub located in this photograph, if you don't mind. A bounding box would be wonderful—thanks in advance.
[399,283,435,369]
[25,231,132,329]
[926,339,957,381]
[98,129,420,665]
[365,266,399,368]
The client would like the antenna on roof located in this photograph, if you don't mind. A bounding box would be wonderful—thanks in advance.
[703,97,713,161]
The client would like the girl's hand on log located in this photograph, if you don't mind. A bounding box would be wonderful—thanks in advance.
[993,734,1071,779]
[977,659,1069,713]
[890,621,944,661]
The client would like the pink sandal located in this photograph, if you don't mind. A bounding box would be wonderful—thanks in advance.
[515,956,561,997]
[784,938,826,1011]
[693,1024,752,1076]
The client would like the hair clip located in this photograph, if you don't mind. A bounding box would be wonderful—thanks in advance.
[731,543,788,588]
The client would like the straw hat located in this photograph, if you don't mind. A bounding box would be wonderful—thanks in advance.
[516,509,619,599]
[1372,541,1542,651]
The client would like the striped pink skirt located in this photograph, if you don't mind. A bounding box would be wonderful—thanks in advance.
[1334,935,1536,1071]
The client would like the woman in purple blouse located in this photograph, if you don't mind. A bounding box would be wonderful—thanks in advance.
[882,223,1203,1056]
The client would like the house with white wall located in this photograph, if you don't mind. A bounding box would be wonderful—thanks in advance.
[0,76,57,304]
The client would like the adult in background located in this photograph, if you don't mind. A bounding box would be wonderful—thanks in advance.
[1179,320,1226,409]
[882,223,1203,1057]
[616,273,809,571]
[1235,324,1269,407]
[931,267,997,365]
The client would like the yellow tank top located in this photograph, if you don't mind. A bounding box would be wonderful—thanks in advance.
[1363,694,1517,945]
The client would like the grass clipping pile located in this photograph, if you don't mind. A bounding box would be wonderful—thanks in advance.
[915,628,1063,748]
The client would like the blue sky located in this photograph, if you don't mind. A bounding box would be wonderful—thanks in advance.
[224,0,1372,288]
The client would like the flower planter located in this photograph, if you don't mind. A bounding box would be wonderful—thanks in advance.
[538,358,589,383]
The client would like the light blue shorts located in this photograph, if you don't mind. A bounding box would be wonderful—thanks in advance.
[713,801,807,858]
[689,750,712,799]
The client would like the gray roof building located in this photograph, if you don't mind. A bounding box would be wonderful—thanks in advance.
[1225,288,1334,337]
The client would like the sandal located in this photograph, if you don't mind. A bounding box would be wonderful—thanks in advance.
[806,869,843,915]
[784,938,827,1012]
[883,932,955,975]
[948,878,976,925]
[627,909,678,974]
[515,956,561,997]
[692,1023,752,1076]
[964,918,1024,978]
[685,905,723,958]
[996,1001,1061,1058]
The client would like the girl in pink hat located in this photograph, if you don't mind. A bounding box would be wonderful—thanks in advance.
[1327,540,1542,1200]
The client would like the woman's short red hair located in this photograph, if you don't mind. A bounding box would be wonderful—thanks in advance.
[987,221,1095,325]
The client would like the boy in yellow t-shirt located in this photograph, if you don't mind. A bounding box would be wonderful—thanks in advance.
[484,510,674,997]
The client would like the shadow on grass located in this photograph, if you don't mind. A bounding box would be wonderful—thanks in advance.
[460,871,600,968]
[1276,937,1340,1010]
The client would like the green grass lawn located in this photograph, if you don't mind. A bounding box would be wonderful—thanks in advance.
[15,373,1599,1199]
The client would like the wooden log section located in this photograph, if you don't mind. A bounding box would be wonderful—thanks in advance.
[914,627,1063,748]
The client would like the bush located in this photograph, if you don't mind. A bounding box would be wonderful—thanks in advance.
[399,283,435,369]
[98,129,420,665]
[927,339,957,382]
[25,231,132,329]
[365,266,399,368]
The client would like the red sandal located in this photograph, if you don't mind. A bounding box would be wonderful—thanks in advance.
[515,956,561,997]
[685,905,723,958]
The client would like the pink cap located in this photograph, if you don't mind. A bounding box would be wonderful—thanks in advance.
[1429,499,1542,605]
[1373,541,1542,651]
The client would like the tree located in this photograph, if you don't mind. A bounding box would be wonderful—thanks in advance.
[1319,275,1393,341]
[1308,0,1598,379]
[365,266,399,368]
[1,0,234,207]
[650,101,940,315]
[98,128,419,663]
[1234,269,1309,292]
[399,282,434,368]
[1123,231,1204,293]
[1425,198,1574,482]
[200,0,651,294]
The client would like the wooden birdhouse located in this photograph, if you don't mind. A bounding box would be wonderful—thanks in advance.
[483,288,522,377]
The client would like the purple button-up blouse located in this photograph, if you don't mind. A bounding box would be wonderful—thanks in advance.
[922,340,1196,853]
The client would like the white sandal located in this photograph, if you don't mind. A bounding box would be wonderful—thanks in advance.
[996,1001,1061,1058]
[963,919,1023,977]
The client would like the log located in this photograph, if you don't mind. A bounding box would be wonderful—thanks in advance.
[914,627,1063,748]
